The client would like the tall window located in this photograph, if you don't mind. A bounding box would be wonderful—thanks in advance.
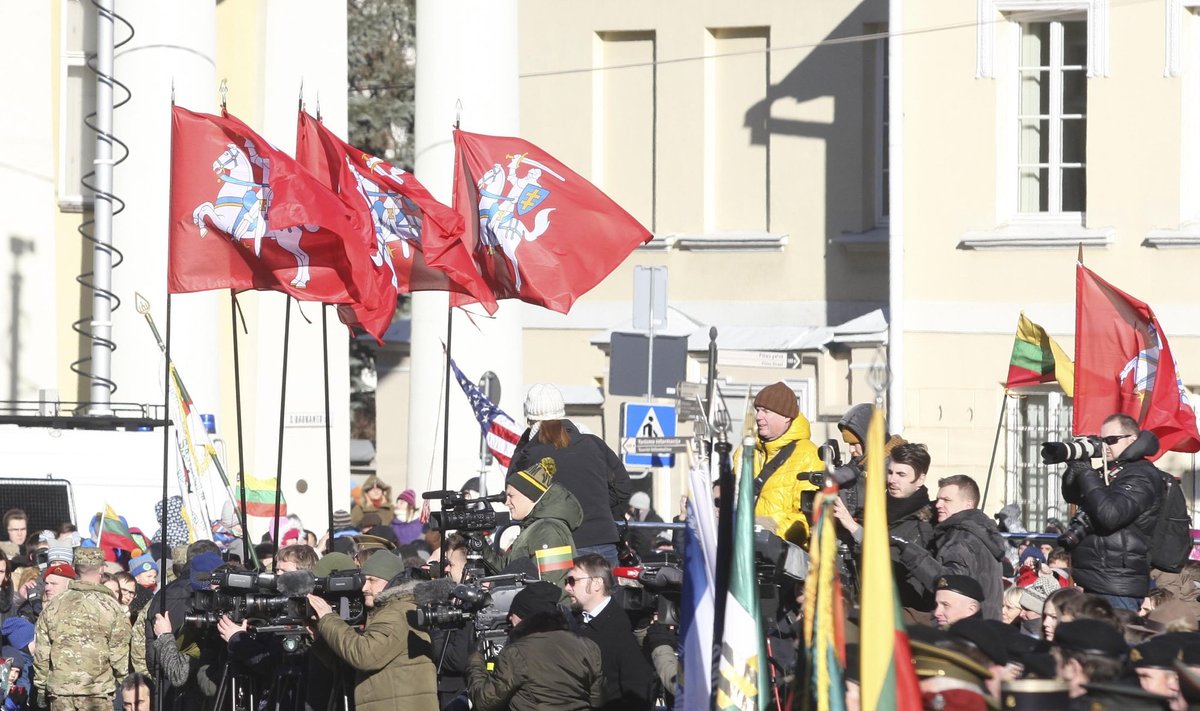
[876,35,890,225]
[1017,19,1086,216]
[1005,391,1073,531]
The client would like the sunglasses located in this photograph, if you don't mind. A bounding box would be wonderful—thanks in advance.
[1101,434,1133,445]
[564,575,595,588]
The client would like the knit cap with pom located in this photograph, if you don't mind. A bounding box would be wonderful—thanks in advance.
[523,384,566,422]
[505,457,557,502]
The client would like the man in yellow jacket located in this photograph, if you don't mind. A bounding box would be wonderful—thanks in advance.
[736,381,823,547]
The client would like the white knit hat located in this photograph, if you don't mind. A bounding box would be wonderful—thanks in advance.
[629,492,651,512]
[524,384,566,422]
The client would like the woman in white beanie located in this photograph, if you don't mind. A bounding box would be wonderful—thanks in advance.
[508,384,632,566]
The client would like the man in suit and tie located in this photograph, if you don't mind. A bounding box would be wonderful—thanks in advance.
[564,554,657,711]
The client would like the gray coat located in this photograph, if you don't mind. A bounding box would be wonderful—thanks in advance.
[898,508,1008,620]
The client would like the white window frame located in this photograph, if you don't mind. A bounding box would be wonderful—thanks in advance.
[1013,18,1087,220]
[58,0,95,211]
[1149,3,1200,247]
[961,1,1115,249]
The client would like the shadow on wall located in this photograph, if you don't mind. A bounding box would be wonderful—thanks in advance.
[743,0,889,326]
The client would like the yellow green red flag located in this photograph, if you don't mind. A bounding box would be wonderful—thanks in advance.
[1006,312,1074,396]
[860,406,922,711]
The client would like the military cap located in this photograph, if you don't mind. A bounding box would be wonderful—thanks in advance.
[1077,682,1172,711]
[910,639,991,686]
[948,618,1008,666]
[354,534,396,552]
[42,563,76,580]
[1053,619,1127,656]
[72,546,104,568]
[935,574,985,602]
[1131,636,1184,670]
[999,678,1070,711]
[1178,635,1200,666]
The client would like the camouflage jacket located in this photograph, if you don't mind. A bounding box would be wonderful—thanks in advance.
[34,580,131,697]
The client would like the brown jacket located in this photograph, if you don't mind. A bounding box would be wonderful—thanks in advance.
[317,581,437,711]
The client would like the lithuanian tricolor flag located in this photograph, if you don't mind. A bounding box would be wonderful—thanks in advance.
[99,504,139,553]
[236,473,287,518]
[860,406,921,711]
[1006,312,1074,396]
[535,544,574,577]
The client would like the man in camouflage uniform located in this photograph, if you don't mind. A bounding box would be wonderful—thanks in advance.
[33,546,131,711]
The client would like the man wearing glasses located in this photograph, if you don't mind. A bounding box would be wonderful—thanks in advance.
[1062,413,1173,611]
[564,554,656,711]
[3,510,28,555]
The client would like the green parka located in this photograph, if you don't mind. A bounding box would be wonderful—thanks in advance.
[351,474,396,526]
[481,483,584,587]
[316,581,437,711]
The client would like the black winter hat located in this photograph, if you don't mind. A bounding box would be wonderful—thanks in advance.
[1054,619,1127,657]
[936,574,985,602]
[509,581,561,620]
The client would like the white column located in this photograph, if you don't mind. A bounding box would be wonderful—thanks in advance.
[887,0,906,431]
[410,0,524,494]
[244,0,353,535]
[111,2,220,412]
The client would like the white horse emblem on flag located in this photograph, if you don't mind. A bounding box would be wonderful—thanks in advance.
[476,152,565,290]
[191,140,317,288]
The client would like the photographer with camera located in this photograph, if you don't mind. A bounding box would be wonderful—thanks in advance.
[307,550,437,711]
[479,458,583,588]
[465,580,604,711]
[1057,413,1185,610]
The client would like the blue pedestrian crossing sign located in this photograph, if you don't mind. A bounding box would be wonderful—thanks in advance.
[623,403,677,468]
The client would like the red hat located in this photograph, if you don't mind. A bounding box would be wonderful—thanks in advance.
[42,563,76,581]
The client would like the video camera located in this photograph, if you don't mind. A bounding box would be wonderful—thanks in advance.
[423,490,511,533]
[1040,436,1104,465]
[799,439,864,519]
[412,573,529,662]
[185,569,366,650]
[614,560,683,631]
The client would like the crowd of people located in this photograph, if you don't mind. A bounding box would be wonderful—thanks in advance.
[2,379,1197,710]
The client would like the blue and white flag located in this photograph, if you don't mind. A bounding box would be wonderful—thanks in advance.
[676,459,718,709]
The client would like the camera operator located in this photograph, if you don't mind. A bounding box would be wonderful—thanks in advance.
[831,443,936,623]
[465,580,604,711]
[1060,413,1171,610]
[307,551,437,711]
[429,535,472,709]
[479,458,583,587]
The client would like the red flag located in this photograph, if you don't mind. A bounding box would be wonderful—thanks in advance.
[168,106,378,306]
[438,129,652,313]
[1074,264,1200,456]
[294,112,496,338]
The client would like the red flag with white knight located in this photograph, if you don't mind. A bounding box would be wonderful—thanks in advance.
[439,129,652,313]
[295,112,497,339]
[1074,263,1200,456]
[168,106,379,306]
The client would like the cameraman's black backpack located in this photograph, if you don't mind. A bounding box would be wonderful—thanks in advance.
[1151,472,1192,573]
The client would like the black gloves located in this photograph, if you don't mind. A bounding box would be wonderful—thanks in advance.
[1061,460,1094,504]
[643,622,678,653]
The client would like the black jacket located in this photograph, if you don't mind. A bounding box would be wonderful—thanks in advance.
[887,487,936,612]
[899,508,1007,620]
[509,420,633,550]
[1067,433,1166,598]
[575,598,657,711]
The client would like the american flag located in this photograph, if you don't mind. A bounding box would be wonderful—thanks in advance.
[449,358,523,467]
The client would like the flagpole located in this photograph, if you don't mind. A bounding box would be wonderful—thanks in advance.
[322,305,334,535]
[272,296,294,561]
[159,291,173,589]
[442,305,454,496]
[981,391,1009,510]
[230,292,251,564]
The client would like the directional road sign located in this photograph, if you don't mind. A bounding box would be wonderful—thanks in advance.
[623,402,677,468]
